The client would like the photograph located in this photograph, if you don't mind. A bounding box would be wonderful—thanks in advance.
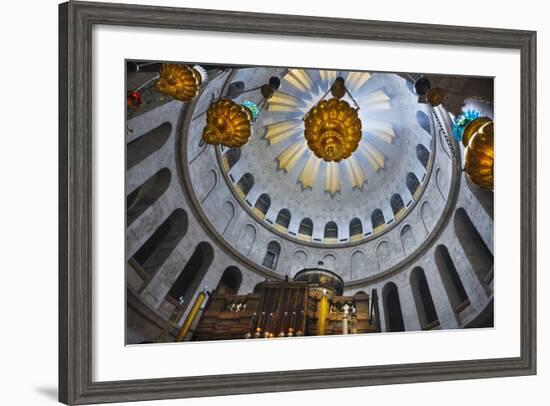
[125,61,494,344]
[1,0,543,404]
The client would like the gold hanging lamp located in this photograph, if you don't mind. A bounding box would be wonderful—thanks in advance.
[303,78,362,162]
[260,76,281,100]
[154,63,207,102]
[462,117,494,190]
[202,99,259,147]
[426,87,445,107]
[200,75,280,148]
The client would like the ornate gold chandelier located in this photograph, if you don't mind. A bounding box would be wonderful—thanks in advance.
[154,63,206,102]
[200,76,279,148]
[303,78,362,162]
[202,99,258,147]
[462,117,494,190]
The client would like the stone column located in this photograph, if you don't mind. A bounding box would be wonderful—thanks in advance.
[397,282,422,332]
[423,262,459,329]
[447,234,488,312]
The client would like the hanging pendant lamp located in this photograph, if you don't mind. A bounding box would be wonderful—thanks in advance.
[154,63,207,102]
[303,78,362,162]
[201,99,259,147]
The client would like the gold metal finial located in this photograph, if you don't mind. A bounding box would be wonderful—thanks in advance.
[426,87,445,107]
[202,99,253,147]
[303,98,362,162]
[154,63,203,102]
[330,77,347,99]
[463,117,494,190]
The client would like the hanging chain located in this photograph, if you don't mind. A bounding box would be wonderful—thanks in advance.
[431,106,462,170]
[345,87,360,111]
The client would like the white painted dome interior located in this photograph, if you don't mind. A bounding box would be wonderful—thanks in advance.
[215,68,433,246]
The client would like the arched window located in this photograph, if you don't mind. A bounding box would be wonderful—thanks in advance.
[435,245,469,312]
[390,194,405,218]
[275,209,291,229]
[400,224,416,255]
[167,242,214,306]
[324,221,338,241]
[254,194,271,218]
[352,291,369,314]
[371,209,385,232]
[236,173,254,196]
[237,224,256,255]
[224,148,241,170]
[410,267,439,329]
[130,209,188,281]
[349,218,363,240]
[382,282,405,332]
[377,241,391,270]
[416,110,431,133]
[127,168,171,225]
[291,250,308,275]
[406,172,421,197]
[298,218,313,239]
[454,208,494,286]
[216,266,242,295]
[127,122,171,169]
[198,170,217,203]
[416,144,430,168]
[262,241,281,270]
[321,254,336,270]
[226,81,245,98]
[220,201,235,234]
[351,251,365,278]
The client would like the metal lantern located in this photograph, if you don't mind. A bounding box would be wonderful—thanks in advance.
[426,87,445,107]
[260,76,281,100]
[330,77,347,99]
[202,99,257,147]
[414,77,431,96]
[462,117,494,190]
[303,98,362,162]
[154,63,206,102]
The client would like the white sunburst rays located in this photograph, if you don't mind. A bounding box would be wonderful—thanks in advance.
[354,80,397,173]
[263,69,394,194]
[265,68,322,178]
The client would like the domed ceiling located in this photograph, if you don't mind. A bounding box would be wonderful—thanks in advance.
[213,68,433,246]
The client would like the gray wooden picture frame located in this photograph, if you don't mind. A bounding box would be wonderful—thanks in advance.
[59,1,537,404]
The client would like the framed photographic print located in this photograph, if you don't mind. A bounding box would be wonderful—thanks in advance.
[59,1,537,404]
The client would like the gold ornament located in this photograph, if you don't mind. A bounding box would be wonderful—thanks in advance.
[154,64,203,102]
[261,84,275,99]
[330,77,347,99]
[202,99,253,147]
[303,98,362,162]
[426,87,445,107]
[462,117,494,190]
